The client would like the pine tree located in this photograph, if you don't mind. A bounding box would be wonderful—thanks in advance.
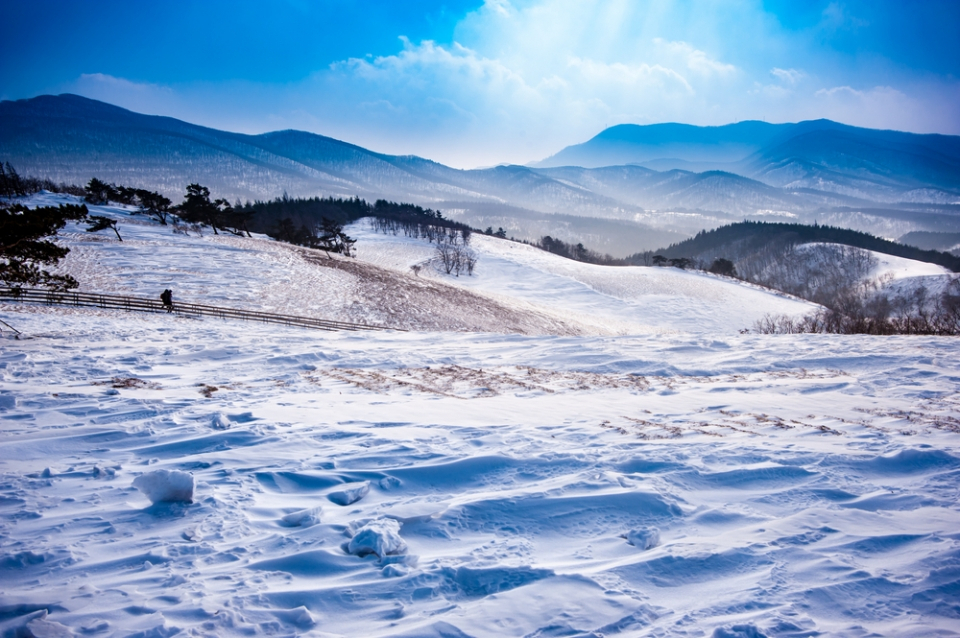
[177,183,224,233]
[85,178,116,205]
[86,215,123,241]
[135,190,173,225]
[0,203,88,289]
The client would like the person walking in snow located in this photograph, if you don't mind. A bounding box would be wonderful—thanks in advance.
[160,289,173,312]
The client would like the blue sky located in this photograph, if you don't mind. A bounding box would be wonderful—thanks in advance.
[3,0,958,167]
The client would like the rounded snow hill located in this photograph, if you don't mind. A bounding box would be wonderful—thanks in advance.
[351,221,818,334]
[794,242,952,282]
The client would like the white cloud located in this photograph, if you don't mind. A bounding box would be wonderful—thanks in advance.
[815,85,864,99]
[656,39,738,77]
[311,31,720,166]
[565,57,694,93]
[771,68,805,85]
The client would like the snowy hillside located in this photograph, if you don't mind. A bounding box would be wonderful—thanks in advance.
[2,194,960,637]
[790,242,957,304]
[30,192,816,336]
[351,223,817,334]
[867,248,956,297]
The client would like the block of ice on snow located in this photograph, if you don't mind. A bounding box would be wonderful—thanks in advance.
[328,481,370,506]
[280,507,322,527]
[624,527,660,550]
[133,469,195,504]
[347,519,407,559]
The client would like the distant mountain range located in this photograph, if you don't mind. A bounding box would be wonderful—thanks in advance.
[2,94,959,255]
[536,120,960,202]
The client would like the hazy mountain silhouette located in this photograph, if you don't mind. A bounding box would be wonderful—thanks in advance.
[537,120,960,204]
[3,94,959,253]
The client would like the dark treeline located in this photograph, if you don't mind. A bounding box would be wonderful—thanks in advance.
[367,200,474,242]
[535,235,626,266]
[630,221,960,272]
[631,220,960,335]
[0,162,85,198]
[236,195,480,256]
[236,195,474,239]
[237,194,369,232]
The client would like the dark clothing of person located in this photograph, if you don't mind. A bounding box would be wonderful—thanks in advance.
[160,289,173,311]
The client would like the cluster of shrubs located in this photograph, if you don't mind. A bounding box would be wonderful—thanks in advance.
[754,276,960,335]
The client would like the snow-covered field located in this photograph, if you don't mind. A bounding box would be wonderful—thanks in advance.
[2,195,960,637]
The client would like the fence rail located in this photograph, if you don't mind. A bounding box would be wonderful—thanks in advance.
[0,287,395,333]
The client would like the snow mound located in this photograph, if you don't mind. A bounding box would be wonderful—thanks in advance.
[132,469,195,504]
[26,616,75,638]
[624,527,660,550]
[347,519,407,559]
[328,481,370,506]
[211,412,230,430]
[271,606,316,630]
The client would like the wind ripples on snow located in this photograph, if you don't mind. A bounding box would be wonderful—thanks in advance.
[2,313,960,636]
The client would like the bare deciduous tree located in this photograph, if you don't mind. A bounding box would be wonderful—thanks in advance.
[433,234,477,277]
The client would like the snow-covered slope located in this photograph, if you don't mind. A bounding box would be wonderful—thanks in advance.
[868,249,956,297]
[2,194,960,637]
[351,221,817,334]
[791,242,957,303]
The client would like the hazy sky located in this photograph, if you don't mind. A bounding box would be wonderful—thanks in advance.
[4,0,959,168]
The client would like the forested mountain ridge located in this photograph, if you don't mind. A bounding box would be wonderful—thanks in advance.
[632,220,960,272]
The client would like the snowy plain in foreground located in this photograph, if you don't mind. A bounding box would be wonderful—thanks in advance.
[1,195,959,637]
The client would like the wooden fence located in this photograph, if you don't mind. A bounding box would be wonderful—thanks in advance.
[0,287,395,333]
